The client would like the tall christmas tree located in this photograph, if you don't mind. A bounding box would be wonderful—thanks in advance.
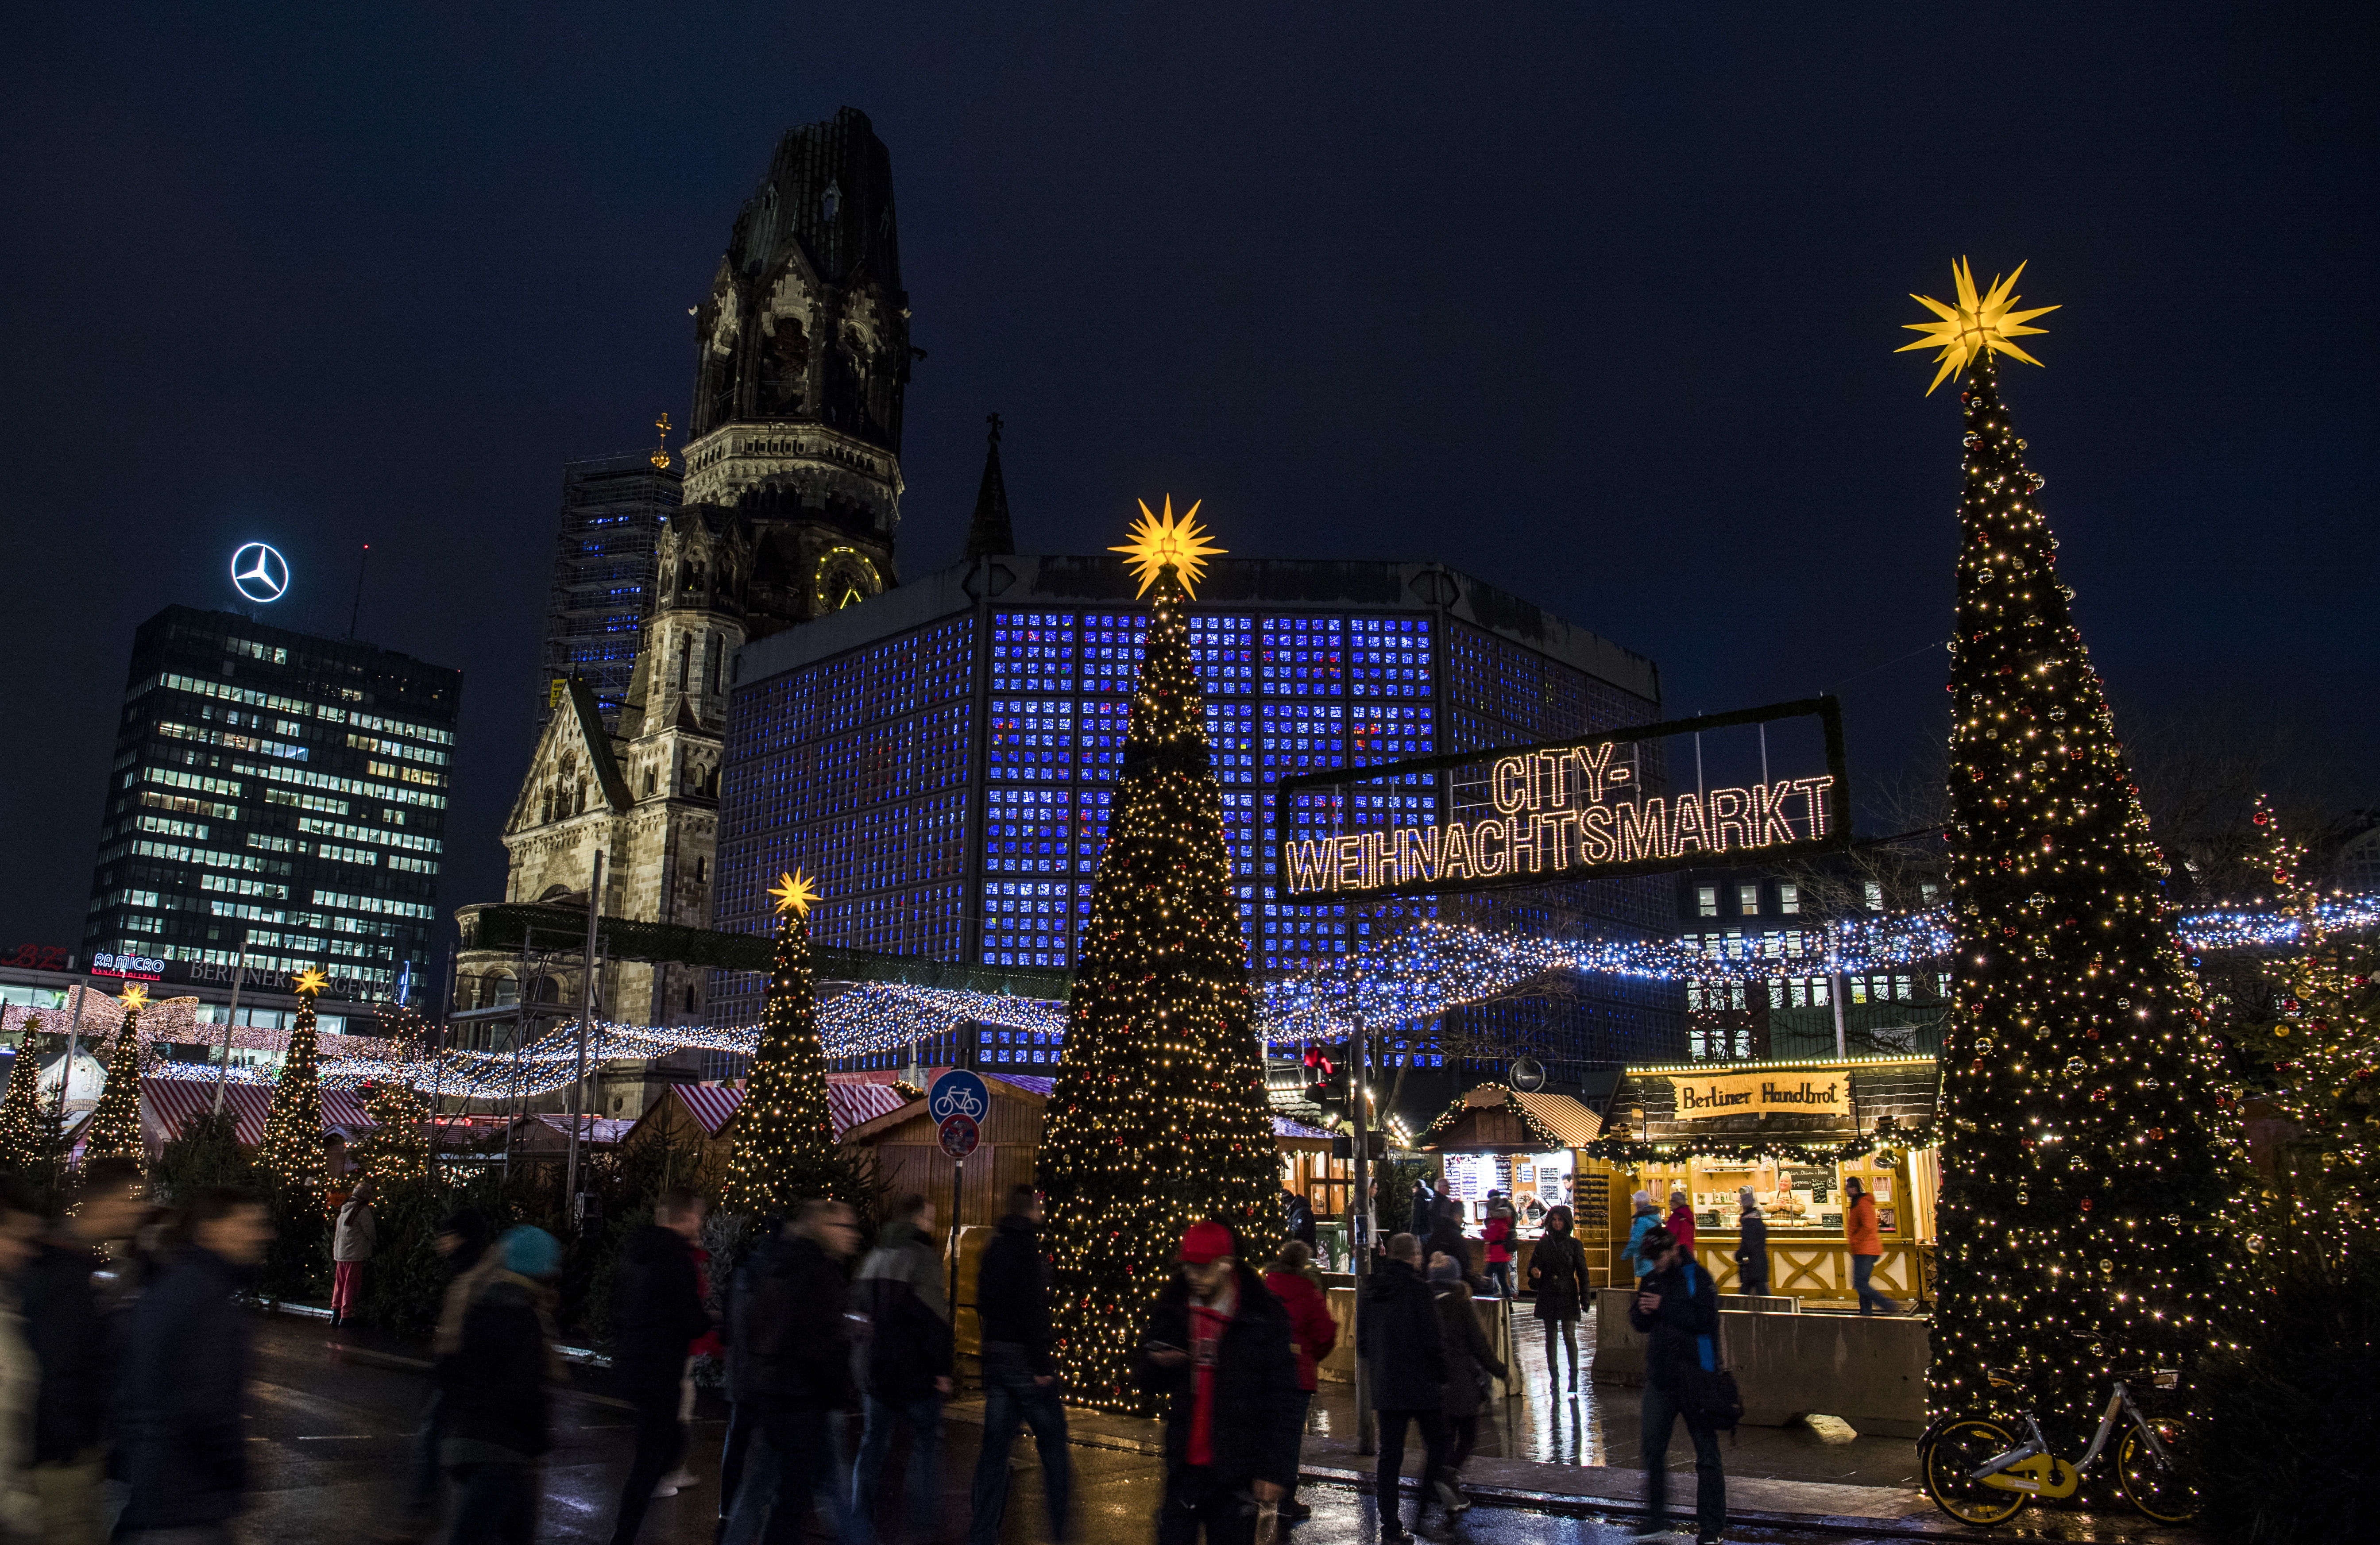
[721,870,853,1217]
[358,1076,432,1189]
[0,1013,52,1170]
[1908,261,2235,1435]
[259,968,331,1208]
[1040,499,1283,1410]
[81,989,149,1165]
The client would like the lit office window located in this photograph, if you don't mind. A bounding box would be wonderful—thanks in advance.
[1696,885,1718,917]
[1777,882,1799,915]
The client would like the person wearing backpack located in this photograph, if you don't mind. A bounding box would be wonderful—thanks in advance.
[1623,1191,1666,1281]
[1627,1230,1726,1545]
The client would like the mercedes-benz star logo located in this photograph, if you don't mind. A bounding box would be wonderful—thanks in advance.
[230,542,290,603]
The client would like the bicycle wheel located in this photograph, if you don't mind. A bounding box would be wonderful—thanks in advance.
[2117,1423,2197,1525]
[1922,1418,2031,1527]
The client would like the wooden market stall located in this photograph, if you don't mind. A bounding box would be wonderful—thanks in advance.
[1594,1055,1940,1305]
[1420,1083,1614,1289]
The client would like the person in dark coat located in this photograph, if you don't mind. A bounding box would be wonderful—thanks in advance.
[1357,1234,1448,1544]
[851,1193,953,1543]
[114,1186,274,1543]
[1526,1204,1588,1398]
[1628,1229,1726,1545]
[720,1198,864,1545]
[443,1227,563,1545]
[1281,1188,1316,1250]
[1407,1179,1435,1240]
[1423,1200,1470,1286]
[19,1155,147,1545]
[1426,1255,1507,1516]
[1133,1221,1302,1545]
[1734,1189,1770,1299]
[607,1187,714,1545]
[967,1186,1070,1545]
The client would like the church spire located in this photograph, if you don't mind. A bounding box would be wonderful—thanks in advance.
[964,412,1015,560]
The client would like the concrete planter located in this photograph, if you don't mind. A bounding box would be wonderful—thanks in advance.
[1592,1287,1929,1437]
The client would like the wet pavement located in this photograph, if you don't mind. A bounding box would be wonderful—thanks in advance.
[225,1309,2191,1545]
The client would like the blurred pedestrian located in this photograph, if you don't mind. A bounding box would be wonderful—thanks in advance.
[1358,1232,1447,1545]
[115,1185,274,1545]
[1407,1178,1434,1240]
[609,1188,714,1543]
[1423,1195,1469,1286]
[1281,1188,1315,1250]
[968,1186,1069,1545]
[1627,1229,1725,1545]
[1663,1190,1696,1258]
[1134,1221,1301,1545]
[387,1205,494,1544]
[331,1174,377,1328]
[442,1226,564,1545]
[1426,1252,1505,1518]
[1623,1190,1665,1281]
[0,1174,50,1541]
[852,1193,952,1544]
[1734,1190,1769,1301]
[1262,1238,1337,1524]
[1843,1178,1897,1315]
[19,1156,146,1545]
[1481,1194,1515,1299]
[721,1199,864,1545]
[1527,1204,1587,1399]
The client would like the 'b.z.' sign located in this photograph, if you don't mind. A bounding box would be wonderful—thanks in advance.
[1271,697,1850,900]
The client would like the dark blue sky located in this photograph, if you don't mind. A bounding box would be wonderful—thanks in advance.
[4,3,2373,954]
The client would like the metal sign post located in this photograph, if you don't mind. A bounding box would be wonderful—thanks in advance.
[931,1069,989,1309]
[564,853,603,1222]
[212,934,250,1116]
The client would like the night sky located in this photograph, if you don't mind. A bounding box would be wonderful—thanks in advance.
[5,4,2373,957]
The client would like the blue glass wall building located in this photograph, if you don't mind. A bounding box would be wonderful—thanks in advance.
[712,555,1685,1083]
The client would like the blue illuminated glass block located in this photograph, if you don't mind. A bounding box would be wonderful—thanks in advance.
[981,877,1075,967]
[1350,702,1435,767]
[1079,614,1148,694]
[1073,790,1112,871]
[1190,614,1256,696]
[1260,616,1345,697]
[992,613,1078,694]
[1351,616,1433,699]
[1206,700,1256,783]
[988,698,1075,781]
[1259,700,1346,783]
[984,787,1074,875]
[1077,700,1130,783]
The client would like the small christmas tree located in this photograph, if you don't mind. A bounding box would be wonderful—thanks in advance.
[721,870,854,1217]
[1040,500,1283,1410]
[1906,262,2235,1438]
[0,1014,52,1170]
[357,1076,432,1189]
[82,990,149,1166]
[259,968,331,1209]
[2226,799,2380,1267]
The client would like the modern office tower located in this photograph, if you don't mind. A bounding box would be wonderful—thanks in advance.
[541,452,682,732]
[82,606,462,1001]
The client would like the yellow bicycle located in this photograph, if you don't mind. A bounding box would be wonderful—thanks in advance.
[1920,1369,2195,1527]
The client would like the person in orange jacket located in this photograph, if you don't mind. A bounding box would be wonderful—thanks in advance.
[1843,1178,1898,1315]
[1262,1239,1338,1524]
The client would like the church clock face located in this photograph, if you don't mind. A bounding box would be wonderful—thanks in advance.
[813,547,883,611]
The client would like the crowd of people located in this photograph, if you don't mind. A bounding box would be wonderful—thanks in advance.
[0,1162,1902,1545]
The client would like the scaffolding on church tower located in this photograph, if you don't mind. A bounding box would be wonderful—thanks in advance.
[540,450,684,732]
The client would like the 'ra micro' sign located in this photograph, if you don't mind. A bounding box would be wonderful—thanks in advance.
[1666,1069,1849,1122]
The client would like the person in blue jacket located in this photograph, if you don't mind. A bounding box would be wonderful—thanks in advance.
[1627,1228,1726,1545]
[1623,1190,1667,1280]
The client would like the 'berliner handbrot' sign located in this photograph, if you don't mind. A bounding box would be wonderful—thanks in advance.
[1667,1070,1847,1121]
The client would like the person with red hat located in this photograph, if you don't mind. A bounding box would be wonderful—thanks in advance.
[1135,1220,1304,1545]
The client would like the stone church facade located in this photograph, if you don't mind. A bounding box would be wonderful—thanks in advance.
[453,108,929,1115]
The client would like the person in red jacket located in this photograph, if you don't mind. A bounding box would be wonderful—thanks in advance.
[1263,1239,1338,1524]
[1480,1194,1516,1300]
[1664,1189,1696,1256]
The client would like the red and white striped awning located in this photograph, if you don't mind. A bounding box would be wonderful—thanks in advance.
[667,1081,907,1140]
[676,1084,743,1135]
[138,1078,377,1151]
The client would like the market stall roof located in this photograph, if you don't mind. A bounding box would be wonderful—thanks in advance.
[135,1078,375,1151]
[1421,1083,1602,1151]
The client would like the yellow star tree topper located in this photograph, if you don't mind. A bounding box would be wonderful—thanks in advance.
[1112,496,1225,599]
[118,984,149,1012]
[1898,256,2058,394]
[293,967,329,997]
[769,869,821,917]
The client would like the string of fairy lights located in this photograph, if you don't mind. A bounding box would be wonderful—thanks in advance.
[121,892,2372,1101]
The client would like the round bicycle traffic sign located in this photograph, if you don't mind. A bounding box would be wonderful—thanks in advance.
[929,1068,989,1124]
[938,1112,981,1159]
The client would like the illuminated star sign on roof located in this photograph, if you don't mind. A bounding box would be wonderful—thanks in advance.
[294,967,330,997]
[1112,496,1225,599]
[118,984,148,1012]
[1897,257,2058,395]
[769,869,821,918]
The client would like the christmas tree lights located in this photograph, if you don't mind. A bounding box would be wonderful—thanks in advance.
[0,1013,52,1170]
[357,1077,431,1187]
[1913,267,2235,1438]
[81,989,148,1166]
[720,871,857,1217]
[1041,512,1283,1411]
[259,968,331,1208]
